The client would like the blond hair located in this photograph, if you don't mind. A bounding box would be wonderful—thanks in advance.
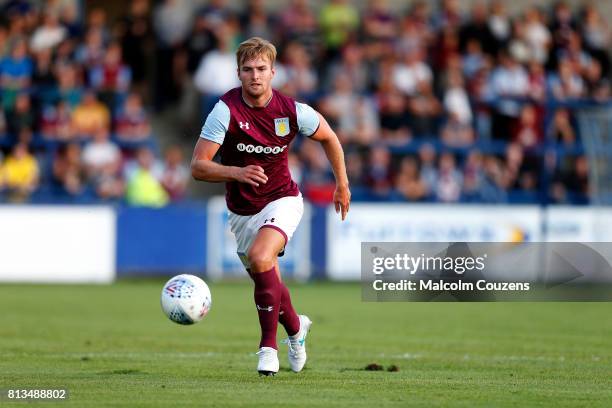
[236,37,277,69]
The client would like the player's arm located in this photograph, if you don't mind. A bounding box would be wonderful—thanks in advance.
[309,112,351,220]
[190,139,268,187]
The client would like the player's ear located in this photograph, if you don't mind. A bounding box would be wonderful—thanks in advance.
[270,64,275,77]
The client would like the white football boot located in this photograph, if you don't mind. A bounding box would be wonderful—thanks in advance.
[256,347,279,376]
[283,315,312,373]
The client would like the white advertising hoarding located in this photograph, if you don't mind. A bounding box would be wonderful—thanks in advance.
[0,206,116,283]
[326,204,542,280]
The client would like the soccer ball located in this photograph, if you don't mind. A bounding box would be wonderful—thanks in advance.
[161,274,212,325]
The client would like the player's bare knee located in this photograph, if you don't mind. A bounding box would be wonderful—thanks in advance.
[247,249,275,273]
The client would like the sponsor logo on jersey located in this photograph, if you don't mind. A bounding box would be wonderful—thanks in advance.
[256,304,273,312]
[239,121,250,130]
[274,117,290,137]
[236,143,288,154]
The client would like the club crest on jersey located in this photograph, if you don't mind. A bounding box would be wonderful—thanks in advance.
[274,117,290,137]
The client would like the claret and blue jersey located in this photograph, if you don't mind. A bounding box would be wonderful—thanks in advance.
[200,87,320,216]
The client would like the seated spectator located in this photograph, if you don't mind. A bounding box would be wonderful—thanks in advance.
[82,127,124,200]
[41,100,74,141]
[160,145,189,200]
[319,74,379,146]
[345,150,365,188]
[394,156,427,201]
[547,108,576,146]
[441,112,475,147]
[547,58,586,100]
[29,12,67,53]
[281,42,318,98]
[89,42,132,109]
[443,70,472,125]
[392,46,433,97]
[407,81,442,136]
[72,91,111,137]
[0,39,33,109]
[115,92,151,141]
[364,145,393,198]
[75,28,107,73]
[126,147,169,207]
[0,143,39,202]
[377,88,411,145]
[52,142,86,196]
[54,64,83,109]
[513,104,542,149]
[584,60,610,101]
[6,92,35,137]
[435,152,462,202]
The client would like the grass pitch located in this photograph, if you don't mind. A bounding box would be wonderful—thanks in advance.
[0,280,611,407]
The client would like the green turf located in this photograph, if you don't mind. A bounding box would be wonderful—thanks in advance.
[0,280,611,407]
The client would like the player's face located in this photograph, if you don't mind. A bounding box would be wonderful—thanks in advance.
[238,56,275,99]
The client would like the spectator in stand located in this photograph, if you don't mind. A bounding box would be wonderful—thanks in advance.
[548,58,586,100]
[281,42,318,98]
[0,39,32,109]
[324,42,369,93]
[441,112,475,147]
[394,156,426,201]
[547,108,576,145]
[489,51,529,139]
[435,152,462,203]
[41,100,74,141]
[240,0,276,41]
[72,91,110,138]
[32,48,56,90]
[116,0,153,88]
[487,0,512,51]
[513,104,542,149]
[581,4,610,75]
[462,39,486,80]
[443,70,472,126]
[153,0,195,109]
[377,86,411,145]
[407,80,442,136]
[89,42,132,109]
[54,64,83,109]
[52,142,86,196]
[432,0,463,31]
[364,144,393,199]
[6,92,35,139]
[318,74,379,146]
[29,12,67,53]
[75,28,107,74]
[459,2,495,55]
[418,143,437,198]
[194,21,240,116]
[115,92,151,142]
[0,142,39,202]
[319,0,359,57]
[160,145,189,200]
[361,0,397,60]
[277,1,320,63]
[522,7,551,65]
[392,46,432,97]
[345,150,365,188]
[584,60,610,101]
[126,146,168,207]
[527,60,547,101]
[82,126,124,200]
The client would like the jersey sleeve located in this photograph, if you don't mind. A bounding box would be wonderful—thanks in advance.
[200,100,230,144]
[295,101,320,137]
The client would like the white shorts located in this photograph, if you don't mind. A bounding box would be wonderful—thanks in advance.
[228,194,304,269]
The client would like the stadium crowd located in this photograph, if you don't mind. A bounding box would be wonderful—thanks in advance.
[0,0,610,205]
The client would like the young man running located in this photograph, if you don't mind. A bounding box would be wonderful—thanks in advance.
[191,37,350,376]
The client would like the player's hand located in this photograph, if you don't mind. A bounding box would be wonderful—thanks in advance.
[235,165,268,187]
[334,184,351,221]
